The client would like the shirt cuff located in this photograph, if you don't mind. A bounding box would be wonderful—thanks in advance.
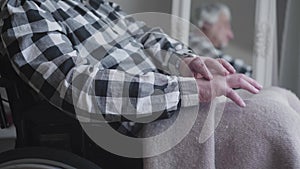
[168,52,196,76]
[178,77,199,107]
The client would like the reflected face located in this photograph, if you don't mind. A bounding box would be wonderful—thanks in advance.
[203,12,234,49]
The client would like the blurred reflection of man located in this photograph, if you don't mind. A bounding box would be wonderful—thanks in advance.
[190,3,252,76]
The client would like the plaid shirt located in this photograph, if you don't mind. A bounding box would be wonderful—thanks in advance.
[189,30,252,77]
[0,0,199,133]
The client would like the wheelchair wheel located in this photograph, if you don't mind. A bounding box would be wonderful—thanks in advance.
[0,147,102,169]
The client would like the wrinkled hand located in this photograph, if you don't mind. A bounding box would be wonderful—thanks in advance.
[196,73,263,107]
[180,56,236,79]
[179,56,262,107]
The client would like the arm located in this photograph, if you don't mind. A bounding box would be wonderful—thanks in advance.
[0,1,199,122]
[119,10,236,79]
[125,20,194,75]
[85,0,232,79]
[84,0,191,74]
[95,1,260,107]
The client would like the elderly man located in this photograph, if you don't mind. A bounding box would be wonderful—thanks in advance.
[190,3,252,76]
[1,0,300,169]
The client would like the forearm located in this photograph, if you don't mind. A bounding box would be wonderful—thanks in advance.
[2,28,199,123]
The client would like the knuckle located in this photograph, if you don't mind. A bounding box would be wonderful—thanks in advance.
[199,62,205,67]
[237,75,243,83]
[225,89,233,96]
[196,59,205,67]
[237,74,245,79]
[240,74,246,79]
[193,57,202,63]
[217,58,224,63]
[229,89,236,97]
[208,58,216,63]
[237,77,242,83]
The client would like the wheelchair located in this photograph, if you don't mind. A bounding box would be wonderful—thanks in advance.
[0,51,143,168]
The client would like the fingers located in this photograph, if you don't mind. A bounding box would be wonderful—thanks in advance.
[226,89,246,107]
[196,73,258,107]
[226,75,260,94]
[227,74,262,93]
[190,57,236,79]
[217,58,236,74]
[238,78,260,94]
[189,57,213,80]
[241,75,263,90]
[205,58,230,76]
[225,74,263,107]
[190,57,236,80]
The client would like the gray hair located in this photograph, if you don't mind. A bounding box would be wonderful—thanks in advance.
[195,3,231,28]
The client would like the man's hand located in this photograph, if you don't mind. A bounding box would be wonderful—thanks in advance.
[196,73,263,107]
[180,56,236,79]
[179,56,262,107]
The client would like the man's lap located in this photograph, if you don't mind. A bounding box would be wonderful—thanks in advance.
[143,87,300,169]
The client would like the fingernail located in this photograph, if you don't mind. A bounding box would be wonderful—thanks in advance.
[241,101,246,107]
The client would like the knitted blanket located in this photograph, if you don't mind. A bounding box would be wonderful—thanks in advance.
[142,87,300,169]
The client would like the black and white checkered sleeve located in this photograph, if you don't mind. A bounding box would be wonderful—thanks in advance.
[86,0,195,75]
[125,21,195,75]
[1,0,199,121]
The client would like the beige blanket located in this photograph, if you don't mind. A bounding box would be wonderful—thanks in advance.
[142,87,300,169]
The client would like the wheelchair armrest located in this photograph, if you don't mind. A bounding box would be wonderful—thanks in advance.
[0,76,13,88]
[0,77,9,128]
